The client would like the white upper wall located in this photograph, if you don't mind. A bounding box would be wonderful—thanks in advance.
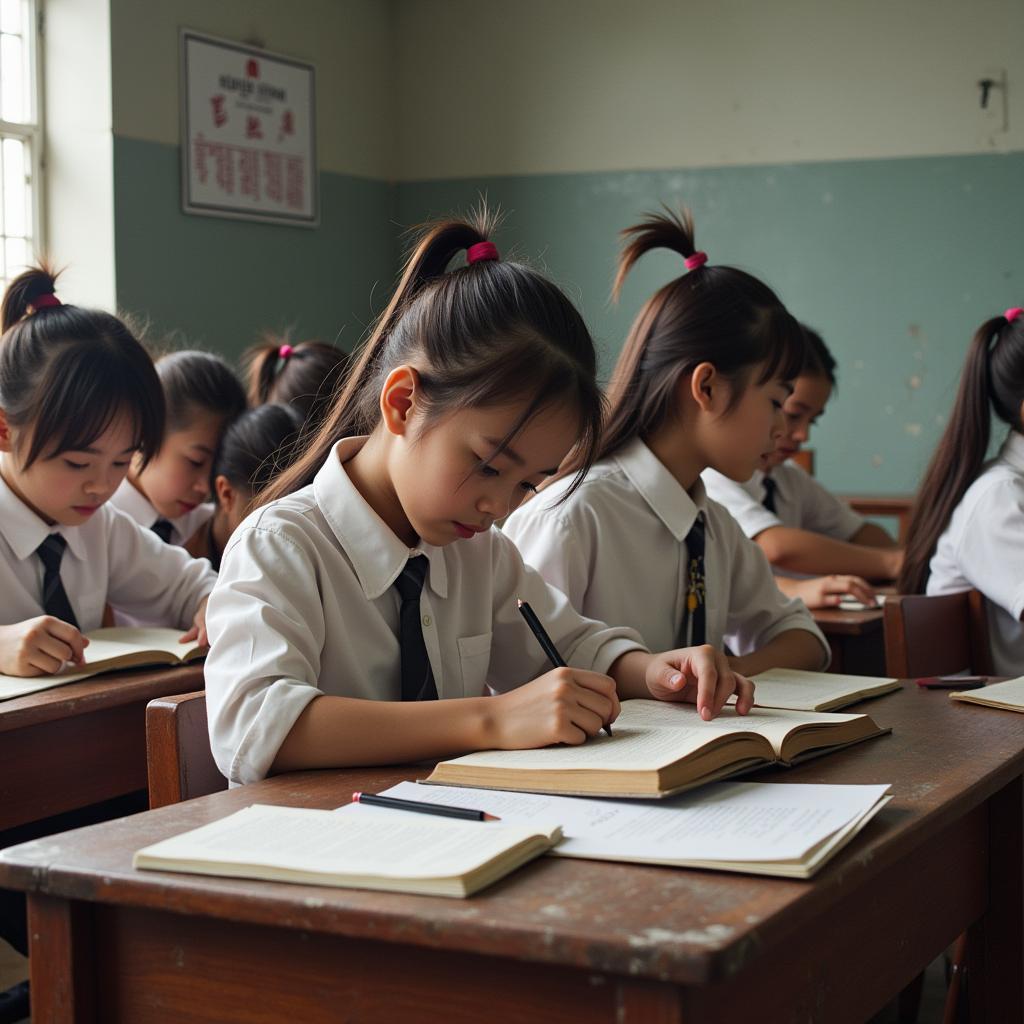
[110,0,395,179]
[394,0,1024,180]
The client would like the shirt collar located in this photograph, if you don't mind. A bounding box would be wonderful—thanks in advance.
[999,430,1024,473]
[0,459,89,562]
[612,438,712,542]
[313,437,449,600]
[113,478,159,528]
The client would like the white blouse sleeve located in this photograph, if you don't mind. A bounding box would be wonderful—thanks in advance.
[702,470,781,539]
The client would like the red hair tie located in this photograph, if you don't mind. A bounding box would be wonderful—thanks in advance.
[278,344,294,359]
[32,293,61,309]
[1005,307,1023,323]
[467,241,499,264]
[684,252,708,272]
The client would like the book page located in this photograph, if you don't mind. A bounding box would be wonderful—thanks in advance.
[83,627,199,662]
[748,669,899,711]
[136,804,558,881]
[371,780,891,865]
[952,676,1024,710]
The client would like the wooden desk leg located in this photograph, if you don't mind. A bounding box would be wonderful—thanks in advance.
[966,775,1024,1020]
[28,894,97,1024]
[617,979,682,1023]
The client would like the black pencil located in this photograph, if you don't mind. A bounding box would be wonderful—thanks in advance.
[352,792,500,821]
[517,598,613,737]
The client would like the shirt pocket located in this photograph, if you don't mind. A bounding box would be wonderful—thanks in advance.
[456,631,493,695]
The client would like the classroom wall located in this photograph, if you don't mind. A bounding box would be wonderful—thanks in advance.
[108,0,397,359]
[391,0,1024,494]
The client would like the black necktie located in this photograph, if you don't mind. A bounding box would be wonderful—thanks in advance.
[152,519,175,543]
[36,534,80,629]
[392,556,438,702]
[762,476,777,513]
[682,514,706,647]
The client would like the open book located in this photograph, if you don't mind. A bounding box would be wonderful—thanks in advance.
[950,676,1024,713]
[750,668,901,712]
[367,780,892,880]
[134,803,562,898]
[425,699,888,799]
[0,627,205,702]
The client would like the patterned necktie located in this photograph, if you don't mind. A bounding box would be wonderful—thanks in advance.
[152,519,175,543]
[682,514,706,647]
[761,476,778,513]
[392,556,439,701]
[35,534,80,629]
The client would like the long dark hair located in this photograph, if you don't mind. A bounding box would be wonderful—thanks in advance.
[801,324,837,386]
[242,333,350,432]
[0,264,164,468]
[899,313,1024,594]
[258,207,603,506]
[585,207,805,467]
[212,403,303,496]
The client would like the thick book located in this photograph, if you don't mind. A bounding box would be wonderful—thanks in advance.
[133,803,563,898]
[373,780,892,880]
[950,677,1024,713]
[750,668,901,712]
[425,699,888,799]
[0,627,205,702]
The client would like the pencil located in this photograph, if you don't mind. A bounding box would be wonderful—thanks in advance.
[517,598,614,737]
[352,792,501,821]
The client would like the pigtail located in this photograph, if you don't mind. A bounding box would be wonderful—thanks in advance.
[899,316,1010,593]
[2,264,60,331]
[242,331,291,406]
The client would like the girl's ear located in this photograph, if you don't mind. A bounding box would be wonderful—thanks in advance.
[380,365,420,437]
[689,362,719,413]
[0,408,11,453]
[213,474,234,512]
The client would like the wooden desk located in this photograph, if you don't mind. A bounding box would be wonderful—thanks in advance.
[839,495,914,543]
[2,684,1022,1024]
[0,665,205,833]
[813,607,886,675]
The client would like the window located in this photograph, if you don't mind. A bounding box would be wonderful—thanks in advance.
[0,0,40,291]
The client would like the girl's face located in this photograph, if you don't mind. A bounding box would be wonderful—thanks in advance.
[133,410,225,519]
[700,374,790,482]
[390,398,579,548]
[763,373,832,470]
[0,414,138,526]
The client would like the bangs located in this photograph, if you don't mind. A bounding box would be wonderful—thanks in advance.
[23,341,164,468]
[752,307,807,386]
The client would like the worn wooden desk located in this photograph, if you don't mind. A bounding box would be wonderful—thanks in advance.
[813,607,886,675]
[2,683,1022,1024]
[0,664,205,832]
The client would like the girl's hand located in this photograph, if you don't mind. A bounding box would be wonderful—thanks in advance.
[180,597,209,648]
[0,617,89,677]
[646,645,754,720]
[793,574,876,610]
[490,667,620,748]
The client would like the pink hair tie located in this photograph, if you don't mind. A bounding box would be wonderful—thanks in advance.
[684,251,708,272]
[1004,307,1023,323]
[467,241,499,265]
[278,344,294,359]
[32,293,61,309]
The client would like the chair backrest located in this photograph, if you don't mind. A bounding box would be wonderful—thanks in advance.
[883,591,992,678]
[146,690,227,809]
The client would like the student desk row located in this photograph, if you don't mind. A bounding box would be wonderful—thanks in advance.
[0,664,206,833]
[2,683,1021,1024]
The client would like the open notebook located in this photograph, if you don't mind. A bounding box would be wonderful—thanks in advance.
[366,780,892,880]
[950,676,1024,713]
[134,804,562,898]
[749,668,901,712]
[425,699,888,799]
[0,627,205,702]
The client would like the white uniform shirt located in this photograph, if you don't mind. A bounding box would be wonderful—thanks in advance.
[204,437,647,786]
[503,438,828,663]
[0,462,217,633]
[110,479,215,547]
[702,462,865,541]
[927,430,1024,677]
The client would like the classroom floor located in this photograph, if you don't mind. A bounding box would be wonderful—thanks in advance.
[0,939,951,1023]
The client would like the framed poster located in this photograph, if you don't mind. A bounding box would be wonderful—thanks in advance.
[180,30,318,227]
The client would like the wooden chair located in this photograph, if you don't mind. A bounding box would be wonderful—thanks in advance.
[146,691,228,809]
[883,590,992,1024]
[883,590,992,678]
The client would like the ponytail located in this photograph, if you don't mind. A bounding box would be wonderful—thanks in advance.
[899,314,1024,593]
[258,206,602,508]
